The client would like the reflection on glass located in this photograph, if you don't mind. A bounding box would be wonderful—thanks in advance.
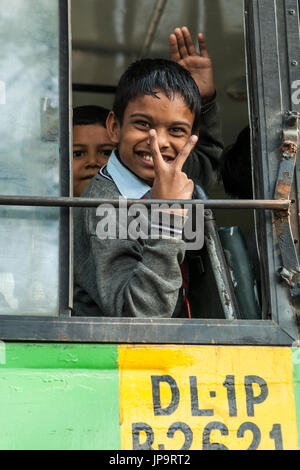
[0,0,60,315]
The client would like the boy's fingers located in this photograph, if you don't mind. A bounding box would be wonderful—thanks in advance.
[174,135,198,171]
[198,33,210,58]
[169,33,181,62]
[149,129,165,173]
[173,28,188,59]
[181,26,197,56]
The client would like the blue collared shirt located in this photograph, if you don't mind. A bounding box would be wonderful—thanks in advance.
[106,151,151,199]
[104,150,207,201]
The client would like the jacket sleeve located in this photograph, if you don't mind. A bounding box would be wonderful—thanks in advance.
[183,97,224,193]
[74,205,187,318]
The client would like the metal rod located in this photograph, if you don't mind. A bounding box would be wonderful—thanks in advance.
[139,0,168,59]
[204,211,241,320]
[72,83,117,94]
[0,196,290,210]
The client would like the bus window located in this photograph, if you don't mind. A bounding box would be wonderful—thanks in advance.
[71,0,254,319]
[0,0,298,345]
[0,0,66,316]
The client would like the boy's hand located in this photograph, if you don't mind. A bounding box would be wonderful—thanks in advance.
[149,129,197,200]
[170,26,215,105]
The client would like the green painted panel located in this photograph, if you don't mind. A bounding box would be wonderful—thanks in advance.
[0,342,118,369]
[0,343,120,450]
[292,348,300,450]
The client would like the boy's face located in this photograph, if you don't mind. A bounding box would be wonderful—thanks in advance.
[73,124,114,196]
[107,92,195,184]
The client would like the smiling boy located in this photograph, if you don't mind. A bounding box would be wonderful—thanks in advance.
[107,90,197,192]
[73,27,223,318]
[73,57,205,318]
[73,105,114,196]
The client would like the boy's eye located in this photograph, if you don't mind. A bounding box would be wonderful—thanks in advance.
[73,150,85,158]
[100,150,113,157]
[170,127,186,135]
[135,120,150,129]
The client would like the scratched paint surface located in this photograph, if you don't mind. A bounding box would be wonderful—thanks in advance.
[0,343,120,450]
[119,346,298,450]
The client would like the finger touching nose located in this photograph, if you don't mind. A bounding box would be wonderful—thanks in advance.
[156,129,170,149]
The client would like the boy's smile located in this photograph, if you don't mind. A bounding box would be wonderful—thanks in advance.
[107,92,196,184]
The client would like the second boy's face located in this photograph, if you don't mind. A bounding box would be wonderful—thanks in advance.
[108,92,195,184]
[73,124,114,196]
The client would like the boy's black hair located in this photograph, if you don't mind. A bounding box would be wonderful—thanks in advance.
[73,105,110,127]
[113,58,202,133]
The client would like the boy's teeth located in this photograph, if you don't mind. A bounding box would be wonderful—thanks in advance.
[143,155,153,161]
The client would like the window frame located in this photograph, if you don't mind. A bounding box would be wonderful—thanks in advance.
[59,0,72,317]
[0,0,299,346]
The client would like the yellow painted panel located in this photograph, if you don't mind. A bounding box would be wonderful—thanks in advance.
[119,345,298,450]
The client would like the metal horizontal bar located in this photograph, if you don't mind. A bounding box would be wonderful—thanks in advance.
[72,83,117,94]
[0,315,294,345]
[0,195,290,210]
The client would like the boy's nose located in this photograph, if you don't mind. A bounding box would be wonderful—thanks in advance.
[155,129,170,149]
[86,151,101,167]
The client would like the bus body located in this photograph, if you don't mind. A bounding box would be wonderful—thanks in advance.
[0,0,299,450]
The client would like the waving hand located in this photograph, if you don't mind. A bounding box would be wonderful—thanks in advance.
[170,26,215,104]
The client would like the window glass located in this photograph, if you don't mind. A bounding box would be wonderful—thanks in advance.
[0,0,60,315]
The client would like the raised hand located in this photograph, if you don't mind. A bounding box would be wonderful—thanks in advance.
[149,129,197,200]
[170,26,215,104]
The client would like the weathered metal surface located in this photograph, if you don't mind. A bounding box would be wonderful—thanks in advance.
[204,210,240,320]
[218,226,261,320]
[245,0,300,338]
[274,112,300,297]
[0,315,295,345]
[0,195,290,210]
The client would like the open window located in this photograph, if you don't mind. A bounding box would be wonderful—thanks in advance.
[0,0,299,345]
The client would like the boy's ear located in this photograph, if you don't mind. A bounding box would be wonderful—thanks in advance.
[106,111,121,145]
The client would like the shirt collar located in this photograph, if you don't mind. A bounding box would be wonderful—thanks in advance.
[107,150,151,199]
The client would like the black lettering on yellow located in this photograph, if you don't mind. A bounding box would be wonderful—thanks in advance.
[202,421,229,450]
[269,423,283,450]
[189,376,214,416]
[167,422,193,450]
[151,375,180,416]
[132,422,154,450]
[244,375,268,417]
[237,422,261,450]
[223,375,237,416]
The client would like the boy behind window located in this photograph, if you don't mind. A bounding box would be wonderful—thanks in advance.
[73,105,114,196]
[73,57,217,318]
